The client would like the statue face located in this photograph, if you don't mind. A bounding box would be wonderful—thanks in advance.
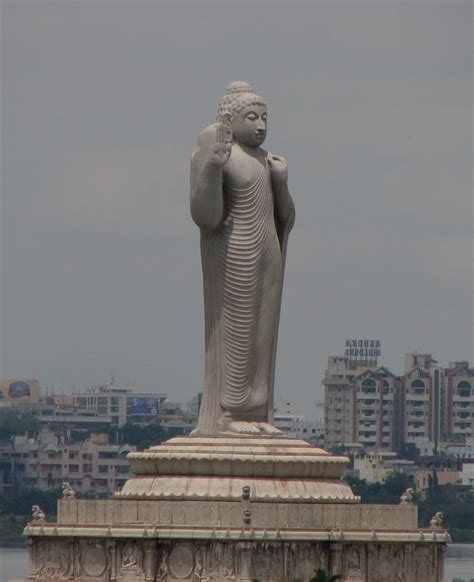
[232,104,267,148]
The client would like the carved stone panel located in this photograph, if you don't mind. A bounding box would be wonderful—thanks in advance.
[291,543,326,581]
[185,503,200,526]
[172,504,186,525]
[346,545,363,581]
[415,546,435,582]
[122,501,138,523]
[27,533,444,582]
[117,541,145,582]
[259,504,277,528]
[287,506,300,527]
[253,544,281,581]
[95,500,107,524]
[159,504,172,524]
[312,505,323,527]
[86,500,97,524]
[105,500,115,525]
[59,499,77,524]
[80,540,108,578]
[207,542,236,580]
[198,503,217,526]
[168,544,194,579]
[77,500,87,523]
[113,500,123,523]
[33,540,71,580]
[218,503,231,527]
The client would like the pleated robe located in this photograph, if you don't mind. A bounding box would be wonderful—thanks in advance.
[193,157,293,435]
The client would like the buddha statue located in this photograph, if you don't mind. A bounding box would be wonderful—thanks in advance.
[190,82,295,436]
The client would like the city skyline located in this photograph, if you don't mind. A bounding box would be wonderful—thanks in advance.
[1,2,472,410]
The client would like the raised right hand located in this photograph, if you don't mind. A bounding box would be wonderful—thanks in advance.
[208,115,233,167]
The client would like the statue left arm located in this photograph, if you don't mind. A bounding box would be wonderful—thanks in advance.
[267,154,295,229]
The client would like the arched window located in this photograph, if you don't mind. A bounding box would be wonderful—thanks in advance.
[411,379,425,388]
[360,378,376,394]
[457,380,472,398]
[410,379,425,395]
[361,378,376,387]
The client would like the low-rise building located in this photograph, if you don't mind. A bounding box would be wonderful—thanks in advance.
[274,414,324,446]
[73,383,167,427]
[460,462,474,489]
[0,430,136,494]
[352,451,416,483]
[415,468,460,499]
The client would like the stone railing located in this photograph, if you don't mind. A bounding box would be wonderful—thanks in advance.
[58,498,417,531]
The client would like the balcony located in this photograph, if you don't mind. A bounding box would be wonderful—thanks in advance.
[457,424,473,431]
[358,430,377,438]
[407,431,427,438]
[453,394,474,403]
[407,411,426,418]
[455,412,471,419]
[358,392,378,400]
[406,393,429,401]
[358,406,379,416]
[406,401,428,409]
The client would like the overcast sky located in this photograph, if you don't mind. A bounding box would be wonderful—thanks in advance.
[1,1,472,413]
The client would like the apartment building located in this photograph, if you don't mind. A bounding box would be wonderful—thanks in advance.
[324,356,401,451]
[445,361,474,442]
[355,368,400,451]
[324,352,474,453]
[402,354,474,446]
[0,431,136,494]
[402,353,442,445]
[323,356,358,449]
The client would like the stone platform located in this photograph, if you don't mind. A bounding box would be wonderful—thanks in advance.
[23,435,450,582]
[120,436,358,503]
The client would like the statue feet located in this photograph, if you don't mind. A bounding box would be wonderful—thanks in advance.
[221,421,262,435]
[256,422,284,435]
[216,417,284,436]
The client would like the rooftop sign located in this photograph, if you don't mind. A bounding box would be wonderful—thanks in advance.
[344,339,381,367]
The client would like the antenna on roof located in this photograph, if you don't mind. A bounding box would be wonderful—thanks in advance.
[111,370,115,385]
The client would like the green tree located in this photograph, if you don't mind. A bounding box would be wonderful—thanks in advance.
[383,471,412,498]
[344,475,369,499]
[418,490,474,541]
[398,443,420,461]
[119,421,165,450]
[345,472,413,504]
[427,470,440,500]
[0,409,40,440]
[0,488,61,518]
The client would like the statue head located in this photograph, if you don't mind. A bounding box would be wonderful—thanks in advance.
[217,81,267,148]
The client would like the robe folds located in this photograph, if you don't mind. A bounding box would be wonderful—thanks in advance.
[193,157,294,435]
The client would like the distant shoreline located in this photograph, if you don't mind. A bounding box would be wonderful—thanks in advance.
[0,541,26,548]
